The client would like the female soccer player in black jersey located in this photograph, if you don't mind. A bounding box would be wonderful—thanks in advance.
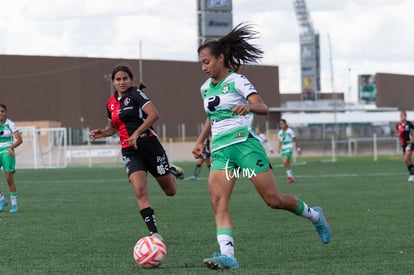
[396,111,414,181]
[90,65,184,241]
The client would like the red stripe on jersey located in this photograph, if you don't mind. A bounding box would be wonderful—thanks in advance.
[107,96,130,149]
[397,123,405,145]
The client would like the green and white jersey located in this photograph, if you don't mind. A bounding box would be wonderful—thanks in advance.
[201,72,258,152]
[0,118,18,153]
[278,128,296,152]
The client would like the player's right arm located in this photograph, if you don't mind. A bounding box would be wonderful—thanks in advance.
[89,120,117,140]
[394,123,400,137]
[192,117,211,159]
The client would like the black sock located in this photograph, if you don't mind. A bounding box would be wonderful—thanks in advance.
[408,165,414,175]
[194,165,201,177]
[207,165,211,170]
[140,207,158,234]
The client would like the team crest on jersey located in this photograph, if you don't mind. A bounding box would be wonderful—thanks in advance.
[123,97,130,106]
[222,84,229,94]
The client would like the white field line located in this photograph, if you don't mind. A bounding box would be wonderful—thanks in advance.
[295,172,401,178]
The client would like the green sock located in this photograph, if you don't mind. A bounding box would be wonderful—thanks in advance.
[295,199,319,223]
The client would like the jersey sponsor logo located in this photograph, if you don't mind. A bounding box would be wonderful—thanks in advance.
[207,96,220,111]
[235,132,244,138]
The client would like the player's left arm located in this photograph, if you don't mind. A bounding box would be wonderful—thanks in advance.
[127,102,160,148]
[293,136,301,155]
[232,93,268,116]
[8,130,23,158]
[409,123,414,144]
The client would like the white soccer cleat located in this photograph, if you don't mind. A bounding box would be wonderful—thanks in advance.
[408,175,414,182]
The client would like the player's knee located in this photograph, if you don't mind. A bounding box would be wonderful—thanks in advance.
[210,194,226,210]
[264,195,284,209]
[165,187,176,196]
[210,196,219,207]
[163,180,176,196]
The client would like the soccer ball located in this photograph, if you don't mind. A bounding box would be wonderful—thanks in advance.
[133,236,167,268]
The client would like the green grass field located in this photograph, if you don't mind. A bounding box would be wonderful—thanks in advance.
[0,156,413,274]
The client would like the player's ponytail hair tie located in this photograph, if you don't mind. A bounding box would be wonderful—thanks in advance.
[139,83,147,90]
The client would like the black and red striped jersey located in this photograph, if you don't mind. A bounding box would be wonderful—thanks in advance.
[107,86,157,149]
[397,121,414,146]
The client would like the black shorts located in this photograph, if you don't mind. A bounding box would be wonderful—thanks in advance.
[402,143,413,154]
[202,152,211,160]
[122,137,171,178]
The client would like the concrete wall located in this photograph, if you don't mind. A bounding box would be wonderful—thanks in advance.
[0,55,280,136]
[376,73,414,111]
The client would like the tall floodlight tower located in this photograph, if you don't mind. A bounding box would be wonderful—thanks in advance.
[293,0,321,101]
[197,0,233,46]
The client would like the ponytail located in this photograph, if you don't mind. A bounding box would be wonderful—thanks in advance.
[198,23,263,72]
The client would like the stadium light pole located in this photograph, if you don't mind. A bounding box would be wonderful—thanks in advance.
[139,40,143,84]
[347,67,352,104]
[328,34,338,160]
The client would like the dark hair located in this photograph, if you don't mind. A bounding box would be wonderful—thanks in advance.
[111,65,134,81]
[110,65,148,90]
[0,104,7,111]
[401,110,407,116]
[197,23,263,72]
[280,119,288,126]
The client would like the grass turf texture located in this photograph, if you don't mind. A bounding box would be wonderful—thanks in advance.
[0,156,413,274]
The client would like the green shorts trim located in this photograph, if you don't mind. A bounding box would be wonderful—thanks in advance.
[210,137,269,176]
[0,151,16,172]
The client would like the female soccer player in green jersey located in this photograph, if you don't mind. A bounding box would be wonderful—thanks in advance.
[192,24,331,270]
[0,104,23,213]
[278,119,301,183]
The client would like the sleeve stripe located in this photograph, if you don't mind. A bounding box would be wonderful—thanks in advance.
[246,92,258,99]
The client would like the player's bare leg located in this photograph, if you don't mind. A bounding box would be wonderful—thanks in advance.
[203,170,239,269]
[250,169,330,244]
[404,150,414,181]
[130,171,159,236]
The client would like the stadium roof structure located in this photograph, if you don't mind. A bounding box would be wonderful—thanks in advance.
[269,99,398,113]
[280,110,412,126]
[270,106,398,113]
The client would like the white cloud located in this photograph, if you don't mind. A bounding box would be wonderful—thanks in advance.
[0,0,413,100]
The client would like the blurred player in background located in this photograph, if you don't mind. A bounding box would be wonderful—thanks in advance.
[277,119,301,183]
[0,104,23,213]
[255,126,274,154]
[188,137,211,180]
[90,65,184,241]
[193,23,330,270]
[396,111,414,181]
